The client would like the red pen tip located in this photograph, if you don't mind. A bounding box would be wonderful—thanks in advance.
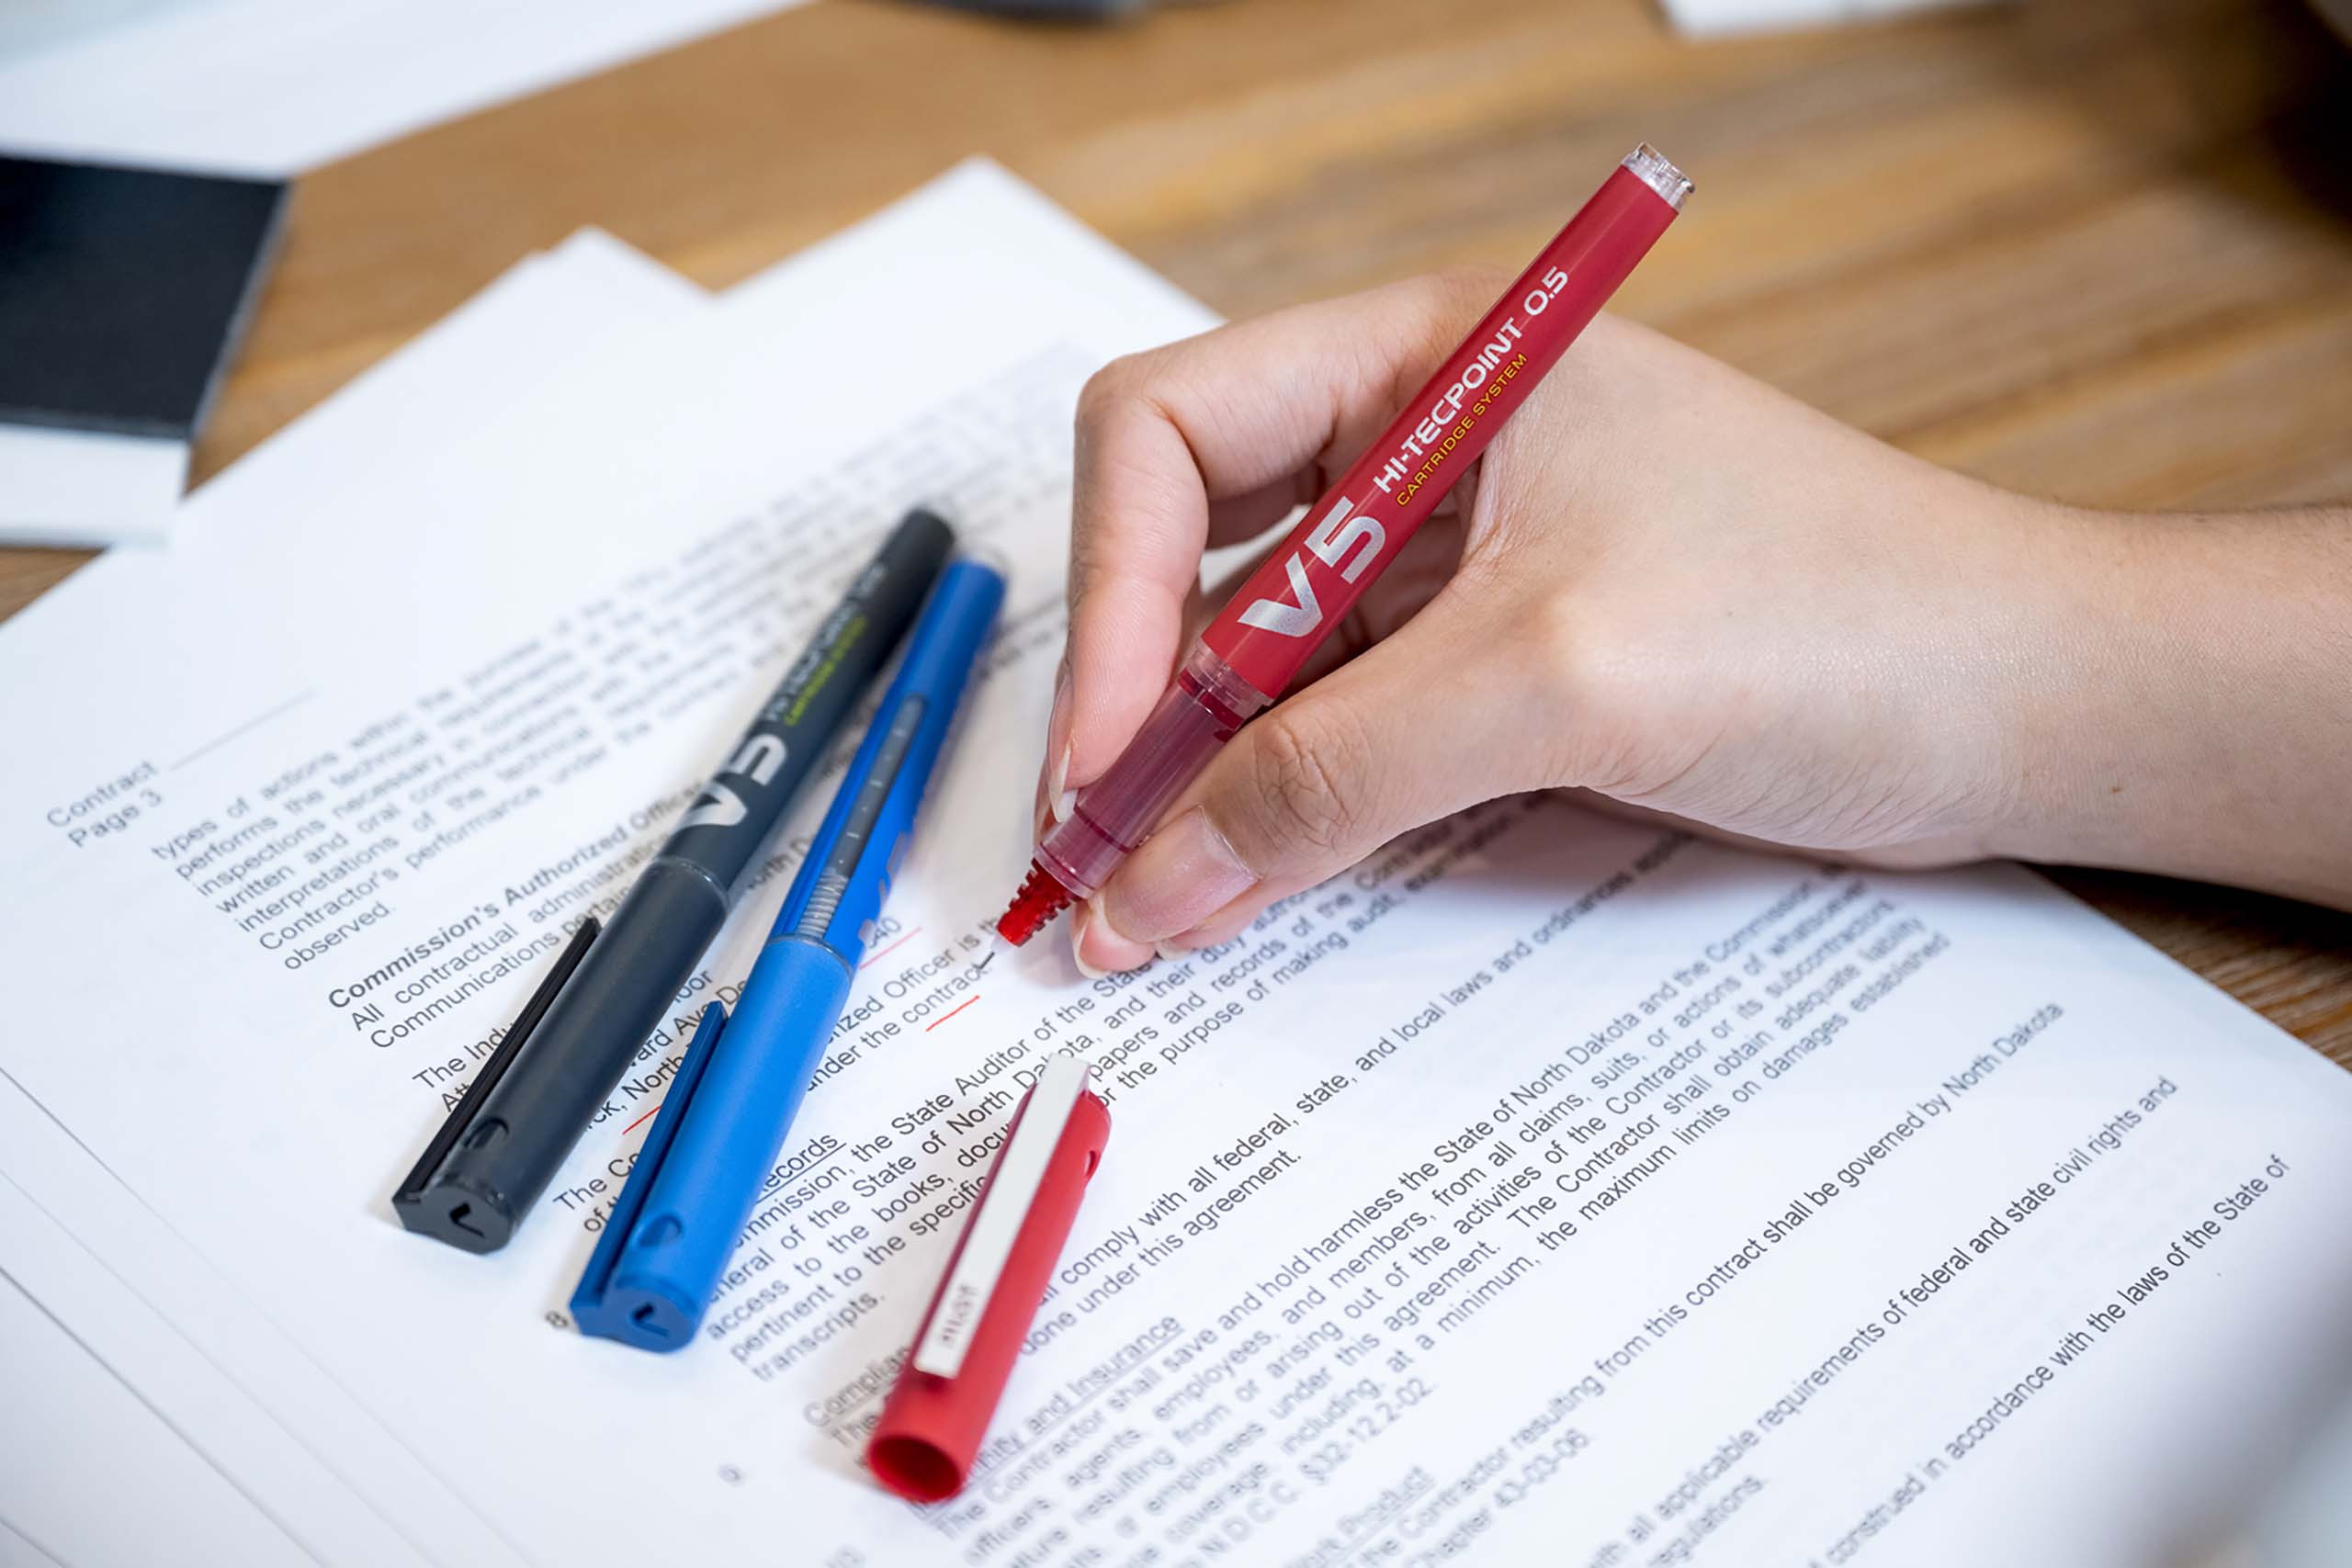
[996,861,1074,947]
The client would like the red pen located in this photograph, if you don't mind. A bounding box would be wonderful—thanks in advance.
[998,144,1692,944]
[867,1055,1112,1502]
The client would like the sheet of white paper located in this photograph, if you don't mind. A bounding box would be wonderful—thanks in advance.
[4,162,2350,1568]
[0,225,705,1568]
[0,0,211,59]
[173,227,707,553]
[0,1158,422,1565]
[0,0,811,176]
[4,226,701,646]
[0,228,695,551]
[0,1267,310,1567]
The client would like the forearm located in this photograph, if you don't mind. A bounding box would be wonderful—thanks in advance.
[1994,503,2352,908]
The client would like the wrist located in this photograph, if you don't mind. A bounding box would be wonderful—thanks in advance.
[1984,502,2352,907]
[1979,502,2165,866]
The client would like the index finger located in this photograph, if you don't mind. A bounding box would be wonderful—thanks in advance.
[1061,267,1501,797]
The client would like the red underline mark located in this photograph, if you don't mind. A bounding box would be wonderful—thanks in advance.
[925,998,979,1032]
[861,927,924,970]
[623,1102,663,1135]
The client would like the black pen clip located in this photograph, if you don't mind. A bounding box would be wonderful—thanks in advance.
[390,919,599,1244]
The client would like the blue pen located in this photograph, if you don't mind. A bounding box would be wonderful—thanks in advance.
[572,557,1007,1351]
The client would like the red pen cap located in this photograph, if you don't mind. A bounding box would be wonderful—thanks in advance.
[867,1055,1112,1502]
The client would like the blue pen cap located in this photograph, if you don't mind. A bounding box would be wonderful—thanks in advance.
[588,940,851,1349]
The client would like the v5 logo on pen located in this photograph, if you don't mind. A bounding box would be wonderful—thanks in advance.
[1235,497,1385,637]
[677,735,788,829]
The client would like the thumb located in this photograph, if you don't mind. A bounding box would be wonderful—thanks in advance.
[1074,594,1537,974]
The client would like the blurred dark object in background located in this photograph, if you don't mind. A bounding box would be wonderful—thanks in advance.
[925,0,1155,17]
[0,154,285,545]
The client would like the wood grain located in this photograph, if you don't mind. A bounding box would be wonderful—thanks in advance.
[3,0,2345,1059]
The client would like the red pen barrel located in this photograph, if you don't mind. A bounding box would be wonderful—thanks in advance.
[998,643,1268,942]
[1202,148,1687,697]
[998,145,1690,945]
[867,1084,1114,1502]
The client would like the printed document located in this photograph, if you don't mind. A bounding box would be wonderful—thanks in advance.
[0,225,707,1567]
[5,164,2351,1567]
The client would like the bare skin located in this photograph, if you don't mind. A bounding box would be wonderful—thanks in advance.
[1035,269,2352,975]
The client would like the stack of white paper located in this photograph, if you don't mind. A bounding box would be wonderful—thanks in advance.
[0,221,708,1567]
[4,161,2350,1568]
[0,0,813,176]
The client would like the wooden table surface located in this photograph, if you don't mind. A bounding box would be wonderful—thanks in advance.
[4,0,2346,1056]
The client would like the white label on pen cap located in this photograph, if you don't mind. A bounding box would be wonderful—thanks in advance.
[914,1053,1091,1379]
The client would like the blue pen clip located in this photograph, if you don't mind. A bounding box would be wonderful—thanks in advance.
[572,557,1006,1351]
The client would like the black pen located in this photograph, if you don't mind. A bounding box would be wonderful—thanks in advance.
[393,508,955,1252]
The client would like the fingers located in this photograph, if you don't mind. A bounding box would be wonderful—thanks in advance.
[1055,269,1504,818]
[1070,581,1540,973]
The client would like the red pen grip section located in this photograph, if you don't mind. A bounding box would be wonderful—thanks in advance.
[867,1088,1113,1502]
[1202,164,1678,698]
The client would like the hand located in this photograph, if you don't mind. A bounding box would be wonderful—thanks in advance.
[1042,271,2352,973]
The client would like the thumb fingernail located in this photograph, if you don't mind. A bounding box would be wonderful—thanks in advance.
[1100,807,1257,944]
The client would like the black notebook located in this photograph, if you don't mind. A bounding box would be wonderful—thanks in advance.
[0,155,287,545]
